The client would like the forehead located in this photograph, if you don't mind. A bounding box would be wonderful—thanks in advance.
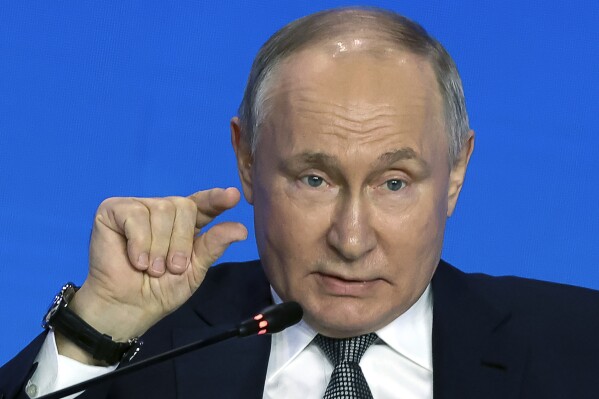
[256,43,448,169]
[266,47,442,125]
[275,41,441,103]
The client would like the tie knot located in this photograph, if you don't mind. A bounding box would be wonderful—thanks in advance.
[315,333,378,365]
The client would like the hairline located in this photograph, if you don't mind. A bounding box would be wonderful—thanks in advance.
[238,7,470,166]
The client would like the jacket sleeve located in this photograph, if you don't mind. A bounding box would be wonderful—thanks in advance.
[0,333,46,399]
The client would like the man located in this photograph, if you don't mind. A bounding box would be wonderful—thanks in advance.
[1,6,598,399]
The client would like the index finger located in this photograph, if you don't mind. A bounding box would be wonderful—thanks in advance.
[187,187,241,228]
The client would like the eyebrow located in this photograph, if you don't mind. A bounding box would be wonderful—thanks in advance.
[284,152,339,169]
[376,148,431,177]
[377,147,426,165]
[282,147,430,175]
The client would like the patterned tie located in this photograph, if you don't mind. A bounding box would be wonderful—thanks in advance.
[314,333,378,399]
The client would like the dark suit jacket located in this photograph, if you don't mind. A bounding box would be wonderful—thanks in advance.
[2,260,599,399]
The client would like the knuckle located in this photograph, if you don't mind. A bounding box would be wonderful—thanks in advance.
[151,199,176,214]
[172,198,198,229]
[171,197,197,214]
[95,197,122,225]
[98,197,116,209]
[97,197,122,214]
[127,201,150,218]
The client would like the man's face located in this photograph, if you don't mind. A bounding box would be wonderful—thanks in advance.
[233,43,472,337]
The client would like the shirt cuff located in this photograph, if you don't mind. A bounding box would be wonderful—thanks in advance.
[26,330,117,399]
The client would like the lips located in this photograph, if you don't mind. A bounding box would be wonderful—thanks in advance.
[315,272,382,296]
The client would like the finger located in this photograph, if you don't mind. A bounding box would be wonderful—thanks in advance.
[99,198,152,272]
[123,202,152,272]
[137,198,176,277]
[188,222,248,286]
[188,187,241,228]
[165,197,196,274]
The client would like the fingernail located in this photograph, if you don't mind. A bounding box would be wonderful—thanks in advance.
[151,257,165,273]
[138,253,149,269]
[171,252,188,271]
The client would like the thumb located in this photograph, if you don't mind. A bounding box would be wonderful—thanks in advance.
[189,222,248,280]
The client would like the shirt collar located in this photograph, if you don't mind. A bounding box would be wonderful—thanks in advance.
[375,284,433,371]
[268,289,318,380]
[269,283,433,374]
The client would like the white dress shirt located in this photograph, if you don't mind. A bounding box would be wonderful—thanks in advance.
[264,286,433,399]
[26,330,117,399]
[27,286,433,399]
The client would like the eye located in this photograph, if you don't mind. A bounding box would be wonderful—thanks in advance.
[385,179,407,191]
[301,175,326,188]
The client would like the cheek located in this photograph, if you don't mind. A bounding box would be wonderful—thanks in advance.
[256,173,332,237]
[253,178,332,277]
[377,183,448,262]
[256,190,312,243]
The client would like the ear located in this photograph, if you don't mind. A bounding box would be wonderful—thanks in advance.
[447,130,475,217]
[230,117,254,204]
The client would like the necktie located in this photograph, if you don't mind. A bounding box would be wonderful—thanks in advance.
[314,333,378,399]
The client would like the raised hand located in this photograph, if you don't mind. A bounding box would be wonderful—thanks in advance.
[57,187,247,364]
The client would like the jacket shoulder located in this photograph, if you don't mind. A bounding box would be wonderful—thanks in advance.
[457,263,598,307]
[438,260,599,331]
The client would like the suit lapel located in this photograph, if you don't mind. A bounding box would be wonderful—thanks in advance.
[172,261,273,399]
[431,261,528,399]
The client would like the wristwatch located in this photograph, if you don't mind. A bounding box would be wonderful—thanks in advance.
[43,282,141,364]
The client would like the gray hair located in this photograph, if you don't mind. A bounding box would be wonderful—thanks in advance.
[238,7,470,165]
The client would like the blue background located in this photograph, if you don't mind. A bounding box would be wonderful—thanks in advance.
[1,1,598,365]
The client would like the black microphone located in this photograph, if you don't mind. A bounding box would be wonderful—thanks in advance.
[37,301,303,399]
[238,301,303,337]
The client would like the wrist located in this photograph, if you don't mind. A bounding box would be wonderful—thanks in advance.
[54,331,111,366]
[69,283,150,342]
[46,282,143,365]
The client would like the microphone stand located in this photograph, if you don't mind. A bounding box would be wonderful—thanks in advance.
[37,301,303,399]
[38,327,238,399]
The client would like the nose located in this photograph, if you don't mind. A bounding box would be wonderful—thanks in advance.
[326,193,376,261]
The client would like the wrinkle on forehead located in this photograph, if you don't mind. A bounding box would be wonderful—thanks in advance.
[257,43,447,164]
[291,95,398,136]
[265,87,439,150]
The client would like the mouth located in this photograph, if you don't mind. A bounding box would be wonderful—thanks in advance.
[314,272,382,296]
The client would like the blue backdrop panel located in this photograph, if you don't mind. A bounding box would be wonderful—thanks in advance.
[1,1,597,364]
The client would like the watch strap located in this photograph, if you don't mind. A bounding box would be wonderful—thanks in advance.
[45,283,139,365]
[51,303,135,364]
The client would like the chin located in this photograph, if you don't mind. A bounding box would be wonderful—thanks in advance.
[303,297,391,338]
